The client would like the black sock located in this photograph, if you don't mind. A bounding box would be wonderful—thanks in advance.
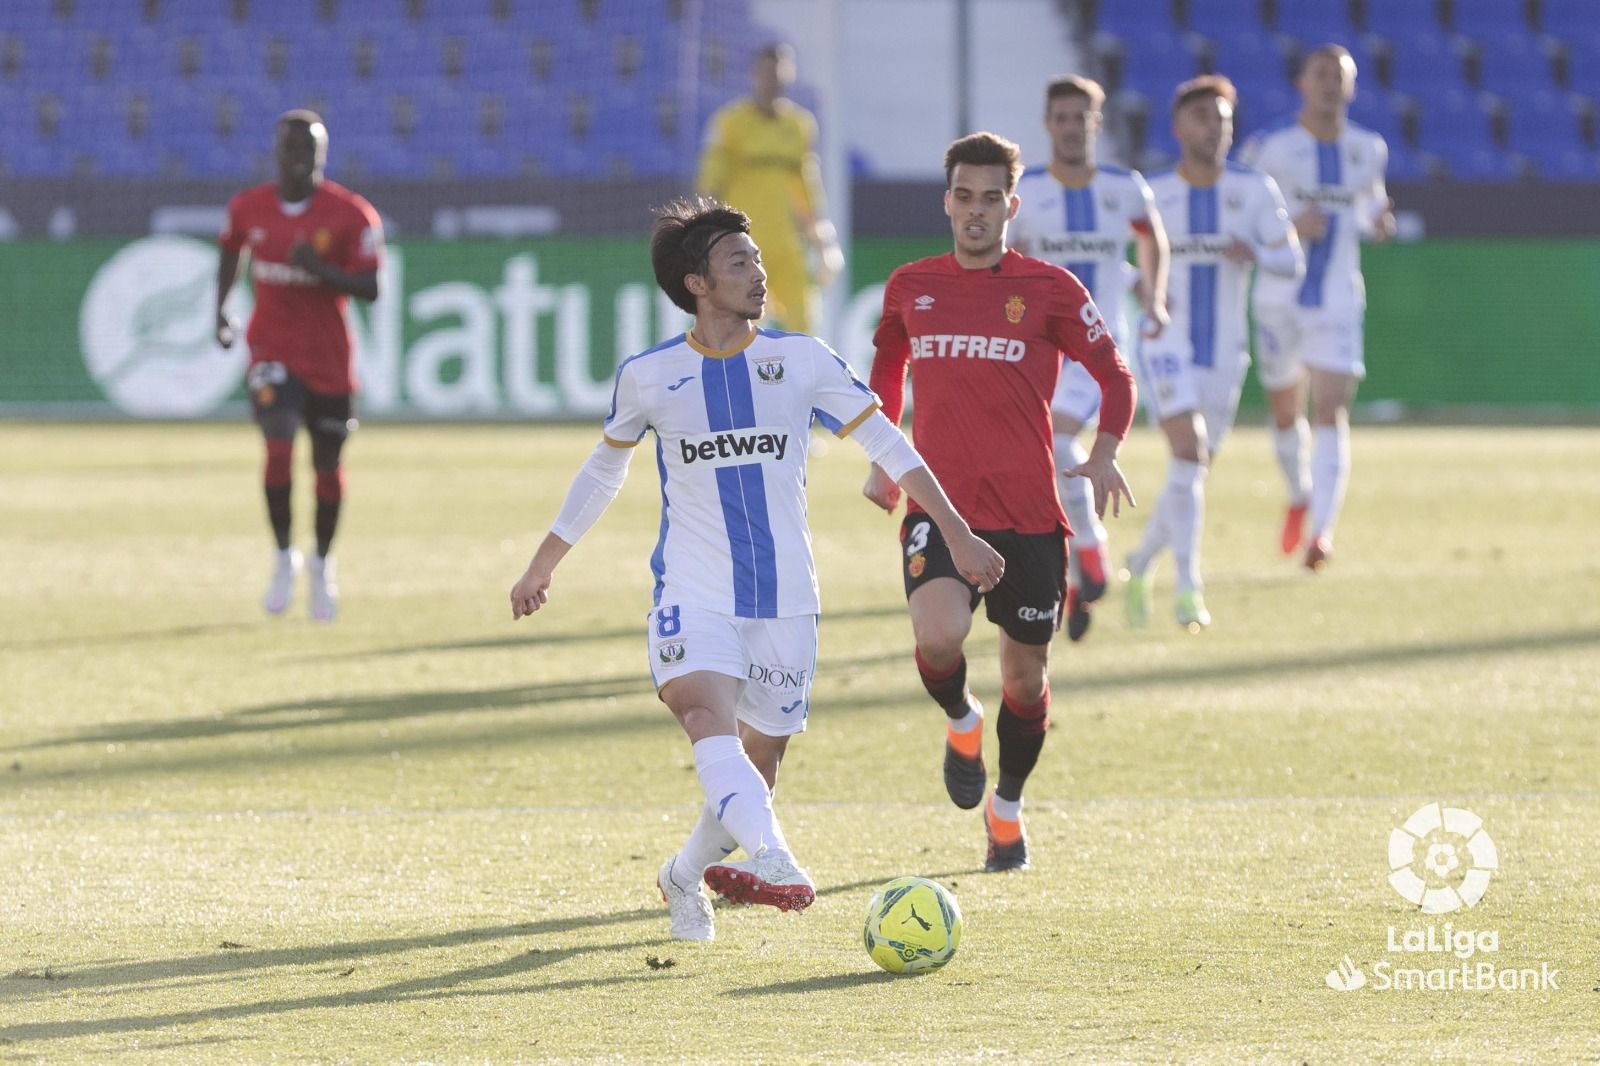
[315,498,340,558]
[995,700,1047,801]
[265,486,291,550]
[915,650,970,718]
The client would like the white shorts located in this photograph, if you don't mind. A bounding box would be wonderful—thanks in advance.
[1051,359,1102,425]
[1253,306,1366,390]
[646,604,818,738]
[1135,342,1249,452]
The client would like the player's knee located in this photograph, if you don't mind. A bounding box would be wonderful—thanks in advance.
[912,617,967,664]
[998,682,1051,736]
[263,438,293,487]
[315,467,344,503]
[1000,667,1048,710]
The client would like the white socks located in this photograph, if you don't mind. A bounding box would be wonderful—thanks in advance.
[1127,483,1171,577]
[1273,417,1311,507]
[690,735,790,863]
[1165,459,1206,594]
[1308,423,1350,542]
[672,801,738,890]
[1055,433,1105,546]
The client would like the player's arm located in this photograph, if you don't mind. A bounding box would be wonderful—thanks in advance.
[1131,175,1170,338]
[695,110,732,197]
[796,113,844,283]
[215,199,246,347]
[862,276,913,511]
[289,231,379,303]
[847,410,1004,593]
[1053,282,1137,517]
[510,437,636,619]
[1362,137,1397,242]
[1224,175,1304,278]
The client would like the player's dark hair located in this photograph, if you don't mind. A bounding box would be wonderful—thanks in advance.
[1171,74,1238,115]
[943,132,1023,193]
[1299,43,1355,76]
[755,41,794,65]
[1045,75,1105,112]
[650,196,752,315]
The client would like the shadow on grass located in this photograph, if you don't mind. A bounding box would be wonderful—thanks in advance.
[724,970,900,997]
[9,622,258,652]
[0,907,679,1044]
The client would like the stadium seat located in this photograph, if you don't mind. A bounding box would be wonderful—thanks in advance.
[1506,89,1585,159]
[1185,0,1261,33]
[1469,29,1554,96]
[1094,0,1177,39]
[1272,6,1357,46]
[1565,39,1600,96]
[1207,28,1290,89]
[1387,30,1468,97]
[1361,2,1442,38]
[1349,89,1403,142]
[1538,0,1595,38]
[1113,29,1201,102]
[1448,0,1530,34]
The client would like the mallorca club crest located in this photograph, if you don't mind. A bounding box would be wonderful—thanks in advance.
[1004,295,1026,325]
[312,228,333,254]
[754,356,785,384]
[908,552,926,578]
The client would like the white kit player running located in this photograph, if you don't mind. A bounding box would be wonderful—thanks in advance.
[1010,75,1168,642]
[509,197,1003,942]
[1124,76,1303,630]
[1238,44,1395,570]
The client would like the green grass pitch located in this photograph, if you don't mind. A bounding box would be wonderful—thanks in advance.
[2,420,1597,1063]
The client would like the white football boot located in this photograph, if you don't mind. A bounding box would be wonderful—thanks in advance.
[307,554,338,623]
[657,856,715,941]
[704,849,816,912]
[263,548,302,615]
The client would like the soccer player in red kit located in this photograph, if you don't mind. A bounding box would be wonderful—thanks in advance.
[863,132,1137,871]
[215,111,383,622]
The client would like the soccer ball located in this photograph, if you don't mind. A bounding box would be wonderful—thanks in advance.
[862,876,962,975]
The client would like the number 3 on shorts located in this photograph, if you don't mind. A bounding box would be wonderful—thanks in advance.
[904,521,930,558]
[655,605,682,638]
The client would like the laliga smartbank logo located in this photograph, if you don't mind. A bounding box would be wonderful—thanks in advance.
[80,236,250,416]
[1322,803,1558,994]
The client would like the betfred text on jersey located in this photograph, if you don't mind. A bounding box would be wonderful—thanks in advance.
[910,334,1026,362]
[679,429,790,464]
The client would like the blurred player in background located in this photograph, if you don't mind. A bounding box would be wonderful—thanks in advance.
[509,197,1001,941]
[1238,45,1394,570]
[216,111,382,622]
[865,133,1136,873]
[1011,75,1169,641]
[697,42,845,334]
[1123,76,1303,630]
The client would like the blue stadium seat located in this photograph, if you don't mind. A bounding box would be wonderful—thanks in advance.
[1538,0,1595,39]
[1115,29,1200,102]
[1535,147,1600,180]
[1565,39,1600,96]
[1186,0,1261,33]
[1361,2,1442,38]
[0,0,61,32]
[1095,0,1176,38]
[1272,6,1356,45]
[1233,82,1296,139]
[1349,89,1403,142]
[1383,143,1431,180]
[1470,29,1554,95]
[1388,30,1467,97]
[1208,28,1290,88]
[1449,0,1529,32]
[1506,89,1585,158]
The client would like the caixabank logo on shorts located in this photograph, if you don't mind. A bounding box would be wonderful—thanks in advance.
[1322,803,1558,994]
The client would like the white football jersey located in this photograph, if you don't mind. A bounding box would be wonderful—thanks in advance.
[603,328,879,619]
[1010,164,1157,345]
[1237,119,1388,315]
[1145,162,1295,371]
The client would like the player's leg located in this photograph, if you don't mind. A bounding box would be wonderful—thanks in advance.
[1255,309,1312,553]
[1052,365,1110,642]
[305,391,354,622]
[248,363,303,614]
[1123,347,1200,627]
[900,513,986,809]
[1304,365,1358,571]
[698,612,818,911]
[978,531,1062,872]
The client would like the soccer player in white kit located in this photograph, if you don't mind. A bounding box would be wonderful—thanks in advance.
[1123,76,1303,629]
[1237,45,1395,570]
[509,197,1003,942]
[1010,75,1169,642]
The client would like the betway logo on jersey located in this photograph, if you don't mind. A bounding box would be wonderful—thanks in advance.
[1169,235,1237,259]
[678,428,790,465]
[1037,234,1122,258]
[251,260,322,286]
[911,334,1026,362]
[1295,186,1356,208]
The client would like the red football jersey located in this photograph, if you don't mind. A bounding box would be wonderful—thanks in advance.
[219,180,383,396]
[870,249,1135,535]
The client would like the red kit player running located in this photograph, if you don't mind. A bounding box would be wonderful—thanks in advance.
[215,111,383,622]
[863,132,1137,871]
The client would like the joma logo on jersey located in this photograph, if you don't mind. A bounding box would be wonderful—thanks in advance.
[679,429,790,464]
[910,334,1025,362]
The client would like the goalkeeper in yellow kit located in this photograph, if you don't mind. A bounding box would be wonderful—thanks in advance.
[697,43,845,334]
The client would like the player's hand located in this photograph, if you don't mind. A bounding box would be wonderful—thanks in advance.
[510,565,553,620]
[862,463,902,513]
[816,240,845,287]
[215,311,238,349]
[1372,198,1398,243]
[947,530,1005,594]
[1222,236,1256,264]
[288,237,323,275]
[1293,206,1328,243]
[1064,452,1137,519]
[1139,296,1169,339]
